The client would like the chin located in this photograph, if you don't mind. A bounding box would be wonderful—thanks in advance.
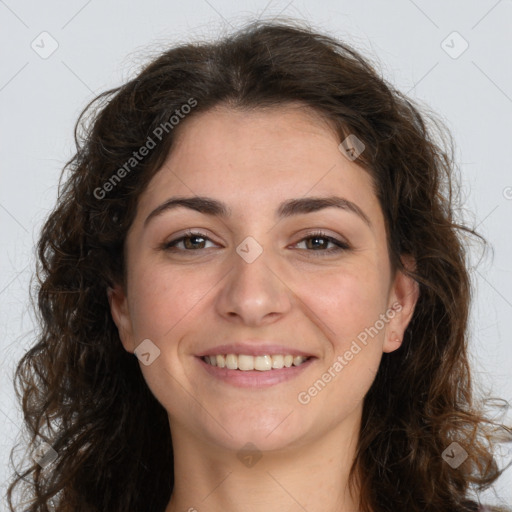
[205,410,311,452]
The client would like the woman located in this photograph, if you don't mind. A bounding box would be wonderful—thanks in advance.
[7,18,512,512]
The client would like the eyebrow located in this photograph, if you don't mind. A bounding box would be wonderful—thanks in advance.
[143,195,372,228]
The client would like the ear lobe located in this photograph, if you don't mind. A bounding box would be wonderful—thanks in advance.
[107,284,134,353]
[383,255,419,353]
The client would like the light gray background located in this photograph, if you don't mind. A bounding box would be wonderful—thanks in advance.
[1,0,511,509]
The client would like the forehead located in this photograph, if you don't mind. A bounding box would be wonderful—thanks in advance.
[134,104,382,228]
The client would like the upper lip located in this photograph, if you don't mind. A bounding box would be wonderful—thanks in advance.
[196,342,315,358]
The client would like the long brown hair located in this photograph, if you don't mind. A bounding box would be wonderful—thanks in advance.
[7,17,512,512]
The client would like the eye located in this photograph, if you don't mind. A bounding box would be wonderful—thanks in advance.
[162,231,217,251]
[293,231,350,256]
[160,230,350,256]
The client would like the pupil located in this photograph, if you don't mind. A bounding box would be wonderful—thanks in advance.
[186,236,204,249]
[309,237,325,249]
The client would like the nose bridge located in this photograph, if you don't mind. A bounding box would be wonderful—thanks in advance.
[216,233,290,325]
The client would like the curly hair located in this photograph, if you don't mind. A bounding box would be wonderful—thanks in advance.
[6,17,512,512]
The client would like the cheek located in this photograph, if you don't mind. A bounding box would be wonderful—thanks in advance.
[298,271,386,417]
[309,263,390,408]
[302,262,390,344]
[126,262,214,341]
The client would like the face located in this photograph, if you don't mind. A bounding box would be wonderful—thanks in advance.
[109,104,418,453]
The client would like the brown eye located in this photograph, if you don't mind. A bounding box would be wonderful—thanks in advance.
[163,231,216,251]
[304,235,331,250]
[294,232,350,255]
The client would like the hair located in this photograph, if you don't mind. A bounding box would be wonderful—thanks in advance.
[6,17,512,512]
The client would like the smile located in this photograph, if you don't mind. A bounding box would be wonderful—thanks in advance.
[202,354,310,371]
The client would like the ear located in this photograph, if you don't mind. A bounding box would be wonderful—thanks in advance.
[383,254,419,354]
[107,283,135,354]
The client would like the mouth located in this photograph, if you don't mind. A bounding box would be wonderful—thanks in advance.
[201,353,311,371]
[196,353,316,388]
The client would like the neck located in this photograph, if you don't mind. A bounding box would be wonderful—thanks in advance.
[165,406,362,512]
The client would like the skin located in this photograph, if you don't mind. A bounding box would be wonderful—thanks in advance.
[108,103,419,512]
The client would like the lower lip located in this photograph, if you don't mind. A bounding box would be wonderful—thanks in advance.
[195,356,315,388]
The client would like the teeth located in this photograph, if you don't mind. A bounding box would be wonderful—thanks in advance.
[225,354,238,370]
[254,355,272,371]
[203,354,309,371]
[238,354,254,371]
[293,356,304,366]
[271,354,284,369]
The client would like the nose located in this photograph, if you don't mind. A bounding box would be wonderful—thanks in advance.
[215,239,292,327]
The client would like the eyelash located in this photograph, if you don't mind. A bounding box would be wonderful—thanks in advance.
[161,230,350,256]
